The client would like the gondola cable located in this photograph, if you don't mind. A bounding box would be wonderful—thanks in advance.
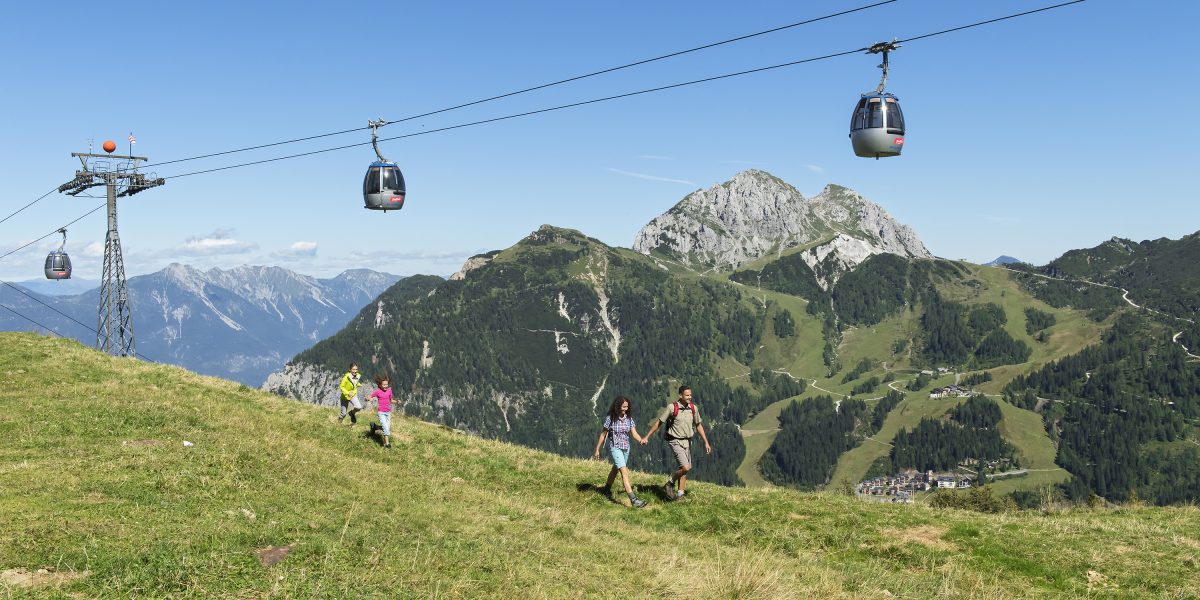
[0,1,1084,220]
[0,187,58,227]
[0,296,156,363]
[0,0,1088,260]
[140,0,900,170]
[155,0,1087,181]
[0,204,105,263]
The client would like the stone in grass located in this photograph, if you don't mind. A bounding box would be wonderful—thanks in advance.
[255,545,293,567]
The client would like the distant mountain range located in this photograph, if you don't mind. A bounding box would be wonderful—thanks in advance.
[0,265,403,385]
[984,255,1022,266]
[15,278,99,296]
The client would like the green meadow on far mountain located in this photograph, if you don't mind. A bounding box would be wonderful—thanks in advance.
[3,333,1200,598]
[733,260,1106,491]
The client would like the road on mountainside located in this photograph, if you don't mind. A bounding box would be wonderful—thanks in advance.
[996,265,1199,358]
[987,467,1066,479]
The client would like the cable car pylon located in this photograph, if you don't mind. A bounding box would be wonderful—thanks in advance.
[57,141,164,357]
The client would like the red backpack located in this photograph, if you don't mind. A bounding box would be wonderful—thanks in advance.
[663,401,698,439]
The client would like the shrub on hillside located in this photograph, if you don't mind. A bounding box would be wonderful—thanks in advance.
[929,486,1016,513]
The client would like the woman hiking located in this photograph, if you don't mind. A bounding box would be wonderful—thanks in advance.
[592,395,648,508]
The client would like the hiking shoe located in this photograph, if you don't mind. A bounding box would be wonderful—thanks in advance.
[370,422,377,434]
[631,497,648,509]
[600,487,613,499]
[676,490,686,500]
[664,478,676,497]
[349,412,357,425]
[338,415,345,424]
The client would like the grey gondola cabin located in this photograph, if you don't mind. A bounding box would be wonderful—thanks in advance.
[363,162,406,211]
[44,228,71,280]
[850,93,905,158]
[850,40,905,159]
[44,252,71,280]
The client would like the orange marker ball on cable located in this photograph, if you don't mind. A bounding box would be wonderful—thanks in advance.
[102,140,116,153]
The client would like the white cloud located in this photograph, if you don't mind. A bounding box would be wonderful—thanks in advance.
[83,242,104,257]
[805,164,825,173]
[173,229,257,256]
[608,168,696,186]
[272,241,318,259]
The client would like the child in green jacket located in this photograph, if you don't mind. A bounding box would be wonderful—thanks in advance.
[338,363,363,424]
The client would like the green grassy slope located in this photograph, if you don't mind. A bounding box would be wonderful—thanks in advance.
[5,334,1199,598]
[734,263,1107,491]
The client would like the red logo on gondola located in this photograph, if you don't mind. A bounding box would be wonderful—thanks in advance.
[390,196,404,203]
[894,138,904,145]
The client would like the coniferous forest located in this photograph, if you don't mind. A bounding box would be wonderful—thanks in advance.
[760,395,867,489]
[1005,314,1200,504]
[891,397,1016,472]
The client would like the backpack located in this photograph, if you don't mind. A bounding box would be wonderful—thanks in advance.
[663,401,698,440]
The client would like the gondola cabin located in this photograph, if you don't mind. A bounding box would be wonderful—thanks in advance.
[850,93,905,158]
[44,251,71,280]
[363,162,406,212]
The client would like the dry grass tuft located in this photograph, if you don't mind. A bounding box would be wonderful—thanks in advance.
[881,525,955,551]
[1,567,89,589]
[650,550,804,600]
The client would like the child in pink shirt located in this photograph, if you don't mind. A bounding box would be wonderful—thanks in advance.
[369,376,394,449]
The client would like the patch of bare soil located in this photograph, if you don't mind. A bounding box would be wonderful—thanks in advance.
[256,545,293,567]
[1,567,88,588]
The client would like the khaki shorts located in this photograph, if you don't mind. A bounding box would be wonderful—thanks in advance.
[668,439,692,469]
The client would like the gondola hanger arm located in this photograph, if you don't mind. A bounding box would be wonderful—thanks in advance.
[866,39,901,94]
[368,118,390,162]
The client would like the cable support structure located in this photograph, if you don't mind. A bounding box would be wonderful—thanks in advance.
[139,0,897,170]
[155,0,1086,181]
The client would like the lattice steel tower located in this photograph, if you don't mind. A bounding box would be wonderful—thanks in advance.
[58,150,164,356]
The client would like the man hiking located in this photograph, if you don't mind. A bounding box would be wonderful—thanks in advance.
[642,385,712,500]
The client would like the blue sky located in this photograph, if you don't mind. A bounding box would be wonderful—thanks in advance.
[1,0,1197,280]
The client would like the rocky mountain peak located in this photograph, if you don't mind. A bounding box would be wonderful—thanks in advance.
[633,170,821,270]
[808,185,931,260]
[632,170,931,273]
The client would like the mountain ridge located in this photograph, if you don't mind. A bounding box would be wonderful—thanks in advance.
[0,264,404,385]
[632,170,931,278]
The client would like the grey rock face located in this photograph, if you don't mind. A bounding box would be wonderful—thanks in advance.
[262,362,344,406]
[633,170,931,275]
